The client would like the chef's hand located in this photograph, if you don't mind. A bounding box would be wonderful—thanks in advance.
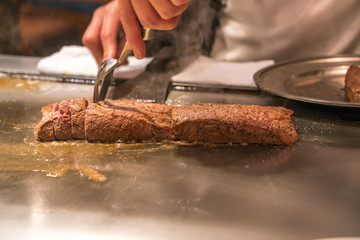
[82,0,124,65]
[82,0,189,65]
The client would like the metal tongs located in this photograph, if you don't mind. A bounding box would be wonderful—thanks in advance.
[93,27,153,103]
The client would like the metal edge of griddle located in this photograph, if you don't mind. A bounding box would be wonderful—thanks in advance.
[0,70,127,86]
[0,54,128,86]
[170,81,260,93]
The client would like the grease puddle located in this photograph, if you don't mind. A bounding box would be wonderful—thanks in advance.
[0,139,176,182]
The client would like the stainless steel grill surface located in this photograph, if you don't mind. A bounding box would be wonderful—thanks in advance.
[0,55,359,240]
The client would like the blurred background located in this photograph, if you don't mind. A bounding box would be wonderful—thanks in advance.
[0,0,220,63]
[0,0,110,57]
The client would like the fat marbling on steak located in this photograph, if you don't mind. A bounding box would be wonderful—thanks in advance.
[345,65,360,103]
[35,99,298,145]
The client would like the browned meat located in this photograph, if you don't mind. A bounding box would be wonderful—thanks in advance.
[35,103,56,141]
[85,100,174,142]
[69,98,88,139]
[172,103,298,145]
[35,99,298,145]
[53,100,72,140]
[345,65,360,102]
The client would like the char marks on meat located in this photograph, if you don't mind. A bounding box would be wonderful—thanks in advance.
[35,99,298,145]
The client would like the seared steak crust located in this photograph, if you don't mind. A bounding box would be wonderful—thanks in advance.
[85,100,174,142]
[172,103,297,145]
[345,65,360,103]
[35,103,56,141]
[53,100,72,140]
[69,98,88,139]
[35,99,298,145]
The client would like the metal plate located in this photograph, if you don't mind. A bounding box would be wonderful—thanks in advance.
[254,55,360,108]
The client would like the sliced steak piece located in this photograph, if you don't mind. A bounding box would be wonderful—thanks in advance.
[345,65,360,103]
[69,98,88,139]
[171,103,298,145]
[53,100,72,140]
[85,100,174,142]
[35,103,56,141]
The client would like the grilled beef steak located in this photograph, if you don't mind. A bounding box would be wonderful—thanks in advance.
[35,103,56,141]
[35,99,298,145]
[345,65,360,103]
[172,103,298,145]
[69,98,89,139]
[53,100,72,140]
[85,100,174,142]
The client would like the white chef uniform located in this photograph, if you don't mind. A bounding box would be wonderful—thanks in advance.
[211,0,360,62]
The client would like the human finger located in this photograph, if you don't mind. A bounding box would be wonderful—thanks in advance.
[99,1,122,61]
[131,0,180,30]
[169,0,190,7]
[118,0,145,59]
[149,0,188,20]
[82,6,104,65]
